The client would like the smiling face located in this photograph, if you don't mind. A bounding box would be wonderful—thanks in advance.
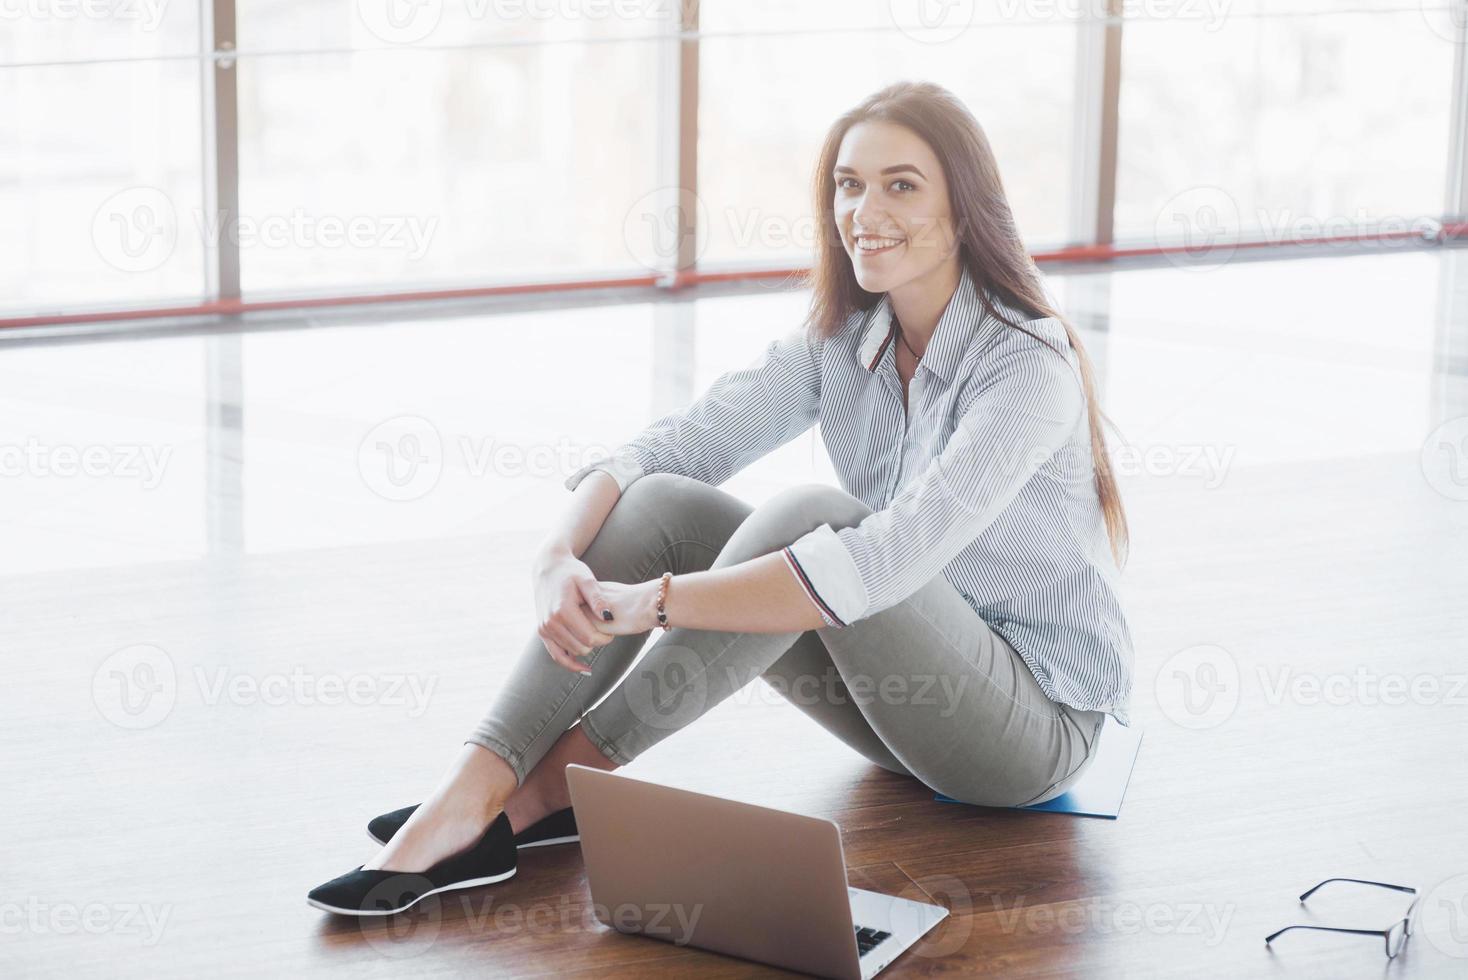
[832,119,959,295]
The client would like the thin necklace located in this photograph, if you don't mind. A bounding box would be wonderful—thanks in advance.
[894,317,921,362]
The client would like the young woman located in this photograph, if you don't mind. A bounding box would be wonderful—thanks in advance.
[308,80,1134,916]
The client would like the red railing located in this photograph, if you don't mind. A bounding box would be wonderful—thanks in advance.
[4,223,1463,331]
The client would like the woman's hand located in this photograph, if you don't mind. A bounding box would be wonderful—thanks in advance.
[532,549,616,674]
[589,579,663,636]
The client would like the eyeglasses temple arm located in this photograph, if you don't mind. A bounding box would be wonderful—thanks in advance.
[1298,878,1418,902]
[1266,925,1387,944]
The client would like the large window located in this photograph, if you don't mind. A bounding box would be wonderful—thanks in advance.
[697,1,1076,266]
[1117,2,1457,246]
[0,9,205,315]
[1,1,1463,323]
[234,0,663,295]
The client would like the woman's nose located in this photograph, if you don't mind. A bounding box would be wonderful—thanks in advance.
[852,191,887,232]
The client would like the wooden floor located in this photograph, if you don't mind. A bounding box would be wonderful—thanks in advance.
[4,251,1468,977]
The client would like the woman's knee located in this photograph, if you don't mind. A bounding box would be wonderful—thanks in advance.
[764,481,863,517]
[734,483,869,552]
[575,473,683,572]
[581,472,733,578]
[591,473,700,541]
[615,471,691,511]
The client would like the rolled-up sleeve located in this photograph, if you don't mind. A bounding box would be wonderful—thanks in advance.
[564,447,652,494]
[783,333,1087,627]
[565,323,823,495]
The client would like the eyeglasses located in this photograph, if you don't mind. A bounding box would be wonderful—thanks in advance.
[1265,878,1420,959]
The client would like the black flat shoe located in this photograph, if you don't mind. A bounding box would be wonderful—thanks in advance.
[369,804,578,850]
[307,811,517,916]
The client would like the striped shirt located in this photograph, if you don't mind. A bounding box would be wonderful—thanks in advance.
[565,264,1134,725]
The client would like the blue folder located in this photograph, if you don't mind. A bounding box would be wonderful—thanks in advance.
[934,717,1143,819]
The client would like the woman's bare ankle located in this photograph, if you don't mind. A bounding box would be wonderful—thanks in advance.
[503,788,557,835]
[504,724,615,832]
[364,744,518,873]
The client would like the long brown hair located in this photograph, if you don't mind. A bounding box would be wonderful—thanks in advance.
[803,80,1129,568]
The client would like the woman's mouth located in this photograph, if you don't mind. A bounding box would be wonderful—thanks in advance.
[854,234,904,256]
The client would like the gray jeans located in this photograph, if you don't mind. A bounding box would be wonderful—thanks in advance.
[467,473,1106,807]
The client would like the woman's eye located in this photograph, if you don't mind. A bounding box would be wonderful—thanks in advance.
[892,179,916,193]
[837,177,859,190]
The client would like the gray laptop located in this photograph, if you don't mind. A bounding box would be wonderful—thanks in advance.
[564,763,949,979]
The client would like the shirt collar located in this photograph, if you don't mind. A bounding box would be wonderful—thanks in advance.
[857,264,986,385]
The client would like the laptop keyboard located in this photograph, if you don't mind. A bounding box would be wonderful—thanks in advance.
[855,925,892,957]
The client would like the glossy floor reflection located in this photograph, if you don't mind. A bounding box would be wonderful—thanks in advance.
[3,247,1467,977]
[2,248,1466,573]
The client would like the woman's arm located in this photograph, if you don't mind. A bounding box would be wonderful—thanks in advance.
[547,469,826,635]
[591,553,829,636]
[530,468,627,672]
[563,322,824,497]
[535,468,622,568]
[590,320,1087,638]
[556,324,835,635]
[782,324,1086,627]
[541,464,825,641]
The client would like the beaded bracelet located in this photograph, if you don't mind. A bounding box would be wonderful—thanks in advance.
[655,571,672,629]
